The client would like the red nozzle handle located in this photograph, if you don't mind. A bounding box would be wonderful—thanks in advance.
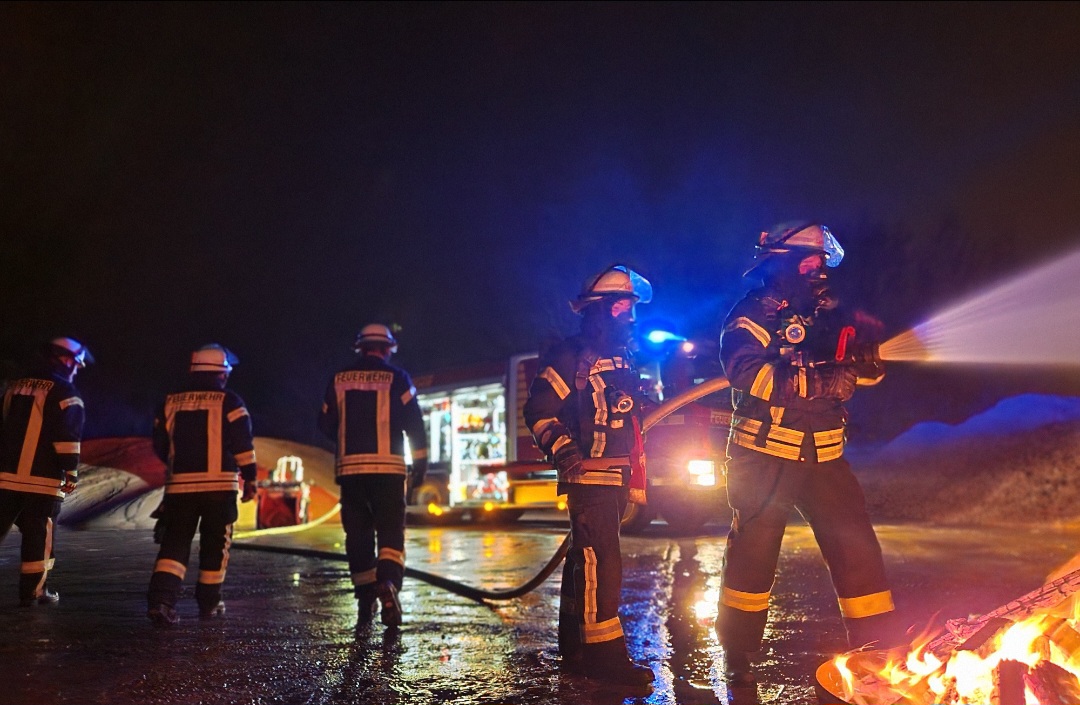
[835,326,856,362]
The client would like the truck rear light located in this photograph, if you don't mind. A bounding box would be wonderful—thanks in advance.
[427,503,444,516]
[687,459,716,486]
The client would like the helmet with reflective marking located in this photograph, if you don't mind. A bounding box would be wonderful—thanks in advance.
[569,265,653,315]
[353,324,399,353]
[190,344,238,373]
[745,222,844,276]
[48,337,94,368]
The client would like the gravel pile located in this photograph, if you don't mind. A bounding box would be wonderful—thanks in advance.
[857,411,1080,525]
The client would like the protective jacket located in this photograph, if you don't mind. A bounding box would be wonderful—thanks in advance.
[153,377,257,494]
[317,355,428,479]
[523,335,644,491]
[0,371,85,497]
[720,284,884,463]
[717,281,894,653]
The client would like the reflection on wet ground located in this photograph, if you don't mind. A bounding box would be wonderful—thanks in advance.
[1,519,1078,704]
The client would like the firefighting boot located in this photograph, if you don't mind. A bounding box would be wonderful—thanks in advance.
[557,611,583,671]
[357,586,379,626]
[580,639,654,688]
[376,580,402,627]
[147,604,180,628]
[19,588,60,607]
[723,649,755,686]
[199,601,226,619]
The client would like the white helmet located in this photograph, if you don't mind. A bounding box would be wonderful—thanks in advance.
[190,344,238,373]
[569,265,653,314]
[354,324,399,353]
[745,222,845,276]
[48,337,94,368]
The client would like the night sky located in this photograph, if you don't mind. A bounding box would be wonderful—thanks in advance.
[4,3,1080,443]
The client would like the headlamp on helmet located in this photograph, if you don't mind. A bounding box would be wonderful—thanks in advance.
[569,265,653,315]
[191,344,238,373]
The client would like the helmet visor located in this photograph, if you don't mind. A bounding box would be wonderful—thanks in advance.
[821,226,844,268]
[618,266,653,304]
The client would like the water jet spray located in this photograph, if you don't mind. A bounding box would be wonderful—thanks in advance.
[875,247,1080,366]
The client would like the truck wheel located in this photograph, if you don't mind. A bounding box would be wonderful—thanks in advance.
[621,502,657,534]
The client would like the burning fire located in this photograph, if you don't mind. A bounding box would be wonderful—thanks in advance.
[822,565,1080,705]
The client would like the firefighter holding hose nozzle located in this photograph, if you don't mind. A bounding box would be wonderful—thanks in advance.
[523,265,654,689]
[716,223,894,685]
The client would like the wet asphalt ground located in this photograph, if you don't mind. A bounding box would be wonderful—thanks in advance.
[1,516,1078,705]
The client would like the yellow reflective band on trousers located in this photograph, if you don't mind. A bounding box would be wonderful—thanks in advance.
[583,546,599,629]
[379,547,405,566]
[154,558,187,579]
[583,616,623,644]
[21,557,56,573]
[199,568,227,585]
[352,569,377,586]
[838,590,895,619]
[721,585,771,612]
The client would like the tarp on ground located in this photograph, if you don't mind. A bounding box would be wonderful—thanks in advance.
[68,437,340,529]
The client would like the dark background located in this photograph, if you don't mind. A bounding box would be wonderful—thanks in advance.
[3,2,1079,445]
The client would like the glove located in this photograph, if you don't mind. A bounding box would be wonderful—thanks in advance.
[806,366,858,402]
[241,479,258,503]
[553,443,584,481]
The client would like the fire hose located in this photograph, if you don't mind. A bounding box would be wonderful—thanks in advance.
[231,376,731,603]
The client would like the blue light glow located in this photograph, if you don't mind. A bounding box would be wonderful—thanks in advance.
[646,329,686,344]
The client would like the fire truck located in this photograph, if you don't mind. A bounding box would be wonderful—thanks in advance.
[409,338,732,534]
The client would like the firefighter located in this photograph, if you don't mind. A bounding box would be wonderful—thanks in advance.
[523,265,654,687]
[0,337,91,606]
[716,223,893,684]
[317,324,428,628]
[146,344,258,627]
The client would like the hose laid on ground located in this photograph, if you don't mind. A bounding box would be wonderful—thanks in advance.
[232,376,731,602]
[233,503,341,540]
[232,533,571,602]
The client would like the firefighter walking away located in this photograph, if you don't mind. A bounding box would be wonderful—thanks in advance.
[146,344,258,627]
[317,323,428,629]
[715,222,895,685]
[0,337,91,606]
[523,265,654,689]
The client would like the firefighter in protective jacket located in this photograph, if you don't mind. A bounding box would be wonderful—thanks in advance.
[0,338,91,606]
[317,324,428,628]
[146,344,257,627]
[523,265,654,687]
[715,223,893,684]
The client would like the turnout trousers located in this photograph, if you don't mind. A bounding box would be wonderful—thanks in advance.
[147,491,238,612]
[339,474,406,602]
[0,490,61,602]
[559,483,632,661]
[716,445,894,652]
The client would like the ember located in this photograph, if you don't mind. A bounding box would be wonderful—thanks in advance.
[817,567,1080,705]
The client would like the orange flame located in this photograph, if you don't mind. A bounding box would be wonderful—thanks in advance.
[828,595,1080,704]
